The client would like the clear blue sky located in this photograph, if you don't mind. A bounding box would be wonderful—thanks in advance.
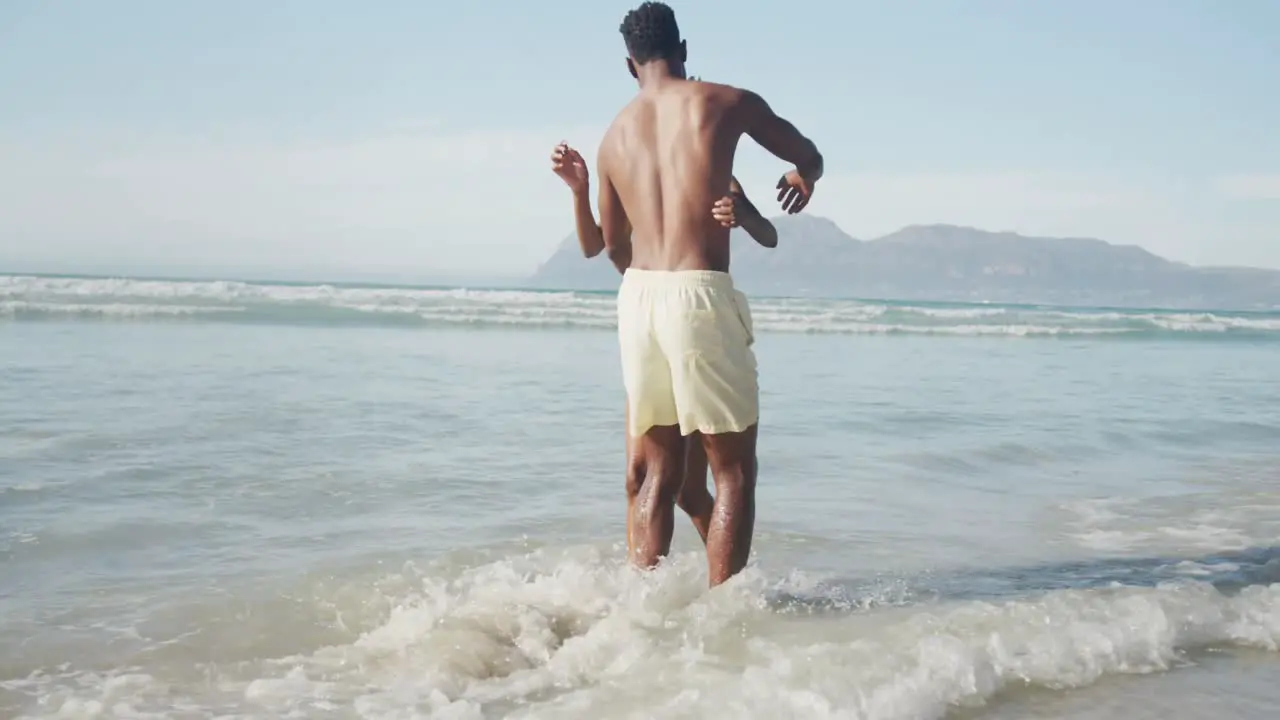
[2,0,1277,276]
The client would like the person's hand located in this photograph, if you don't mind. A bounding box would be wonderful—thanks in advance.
[551,142,589,194]
[776,169,815,214]
[711,194,740,228]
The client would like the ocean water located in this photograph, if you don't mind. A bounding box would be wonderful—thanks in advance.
[2,273,1280,720]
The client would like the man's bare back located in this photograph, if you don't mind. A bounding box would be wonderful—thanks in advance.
[598,80,742,273]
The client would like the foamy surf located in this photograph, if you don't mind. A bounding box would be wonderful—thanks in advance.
[4,274,1280,338]
[1061,493,1280,556]
[4,546,1278,720]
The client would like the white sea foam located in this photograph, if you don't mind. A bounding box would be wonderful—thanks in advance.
[0,301,244,318]
[1062,495,1280,555]
[4,274,1279,337]
[3,548,1279,719]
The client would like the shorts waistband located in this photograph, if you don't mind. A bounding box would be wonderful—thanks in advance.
[621,268,736,292]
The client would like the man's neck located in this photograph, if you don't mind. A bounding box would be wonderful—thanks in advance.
[635,59,682,89]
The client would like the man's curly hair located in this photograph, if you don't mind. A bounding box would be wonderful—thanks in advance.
[619,2,682,65]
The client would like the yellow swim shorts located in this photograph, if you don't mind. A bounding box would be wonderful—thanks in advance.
[617,268,759,437]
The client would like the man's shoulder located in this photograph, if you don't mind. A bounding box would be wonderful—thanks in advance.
[690,79,743,99]
[597,118,629,174]
[602,95,644,133]
[598,103,629,142]
[689,81,762,118]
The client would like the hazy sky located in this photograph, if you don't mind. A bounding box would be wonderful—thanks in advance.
[2,0,1278,276]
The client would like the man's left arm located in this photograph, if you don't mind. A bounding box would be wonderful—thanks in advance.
[729,176,778,248]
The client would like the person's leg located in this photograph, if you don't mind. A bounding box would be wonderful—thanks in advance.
[617,271,681,568]
[700,425,758,585]
[631,403,706,552]
[624,401,640,557]
[676,432,713,544]
[630,424,687,568]
[631,400,707,551]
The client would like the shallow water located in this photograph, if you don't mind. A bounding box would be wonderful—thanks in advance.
[2,277,1280,719]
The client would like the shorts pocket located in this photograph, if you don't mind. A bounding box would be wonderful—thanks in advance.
[732,290,755,346]
[674,308,727,356]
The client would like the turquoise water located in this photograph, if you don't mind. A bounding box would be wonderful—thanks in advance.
[2,274,1280,719]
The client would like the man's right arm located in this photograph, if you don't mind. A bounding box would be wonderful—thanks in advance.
[570,188,606,260]
[738,90,824,182]
[597,154,633,274]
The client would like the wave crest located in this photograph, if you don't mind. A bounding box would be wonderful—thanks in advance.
[5,547,1278,719]
[5,275,1280,338]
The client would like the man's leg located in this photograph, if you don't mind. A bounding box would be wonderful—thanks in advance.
[618,272,683,568]
[700,425,758,586]
[629,399,710,552]
[676,432,714,544]
[630,424,687,568]
[662,277,759,586]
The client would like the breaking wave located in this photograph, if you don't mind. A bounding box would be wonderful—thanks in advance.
[3,546,1278,719]
[4,275,1280,339]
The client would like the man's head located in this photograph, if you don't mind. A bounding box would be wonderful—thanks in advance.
[619,2,686,81]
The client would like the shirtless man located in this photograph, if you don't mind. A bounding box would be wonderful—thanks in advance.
[550,140,778,561]
[595,1,823,586]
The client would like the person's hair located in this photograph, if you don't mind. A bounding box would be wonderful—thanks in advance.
[619,2,681,65]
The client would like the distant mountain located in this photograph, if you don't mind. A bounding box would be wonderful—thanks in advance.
[528,217,1280,310]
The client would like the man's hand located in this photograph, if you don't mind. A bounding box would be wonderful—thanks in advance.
[711,194,741,228]
[551,142,589,195]
[739,90,823,212]
[776,169,816,214]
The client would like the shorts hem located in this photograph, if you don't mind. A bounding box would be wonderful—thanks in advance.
[678,417,759,436]
[626,419,758,437]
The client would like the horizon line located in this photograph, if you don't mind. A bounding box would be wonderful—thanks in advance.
[4,269,1279,316]
[6,219,1280,279]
